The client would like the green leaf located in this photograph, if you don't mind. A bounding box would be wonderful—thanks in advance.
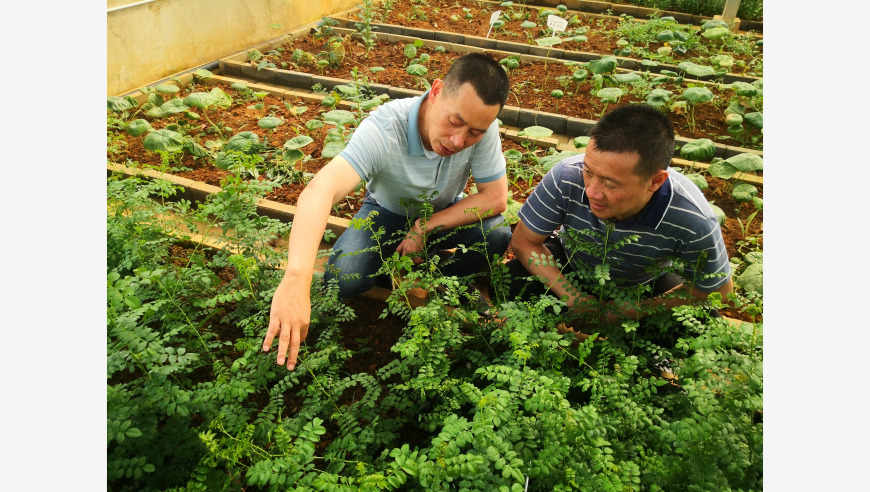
[225,131,262,153]
[306,119,324,131]
[708,161,737,179]
[143,129,184,153]
[745,251,763,264]
[596,87,623,103]
[573,136,590,148]
[731,183,758,202]
[724,153,763,172]
[725,113,743,126]
[125,119,152,137]
[125,427,143,438]
[407,64,428,77]
[209,87,233,109]
[521,21,537,29]
[284,149,305,164]
[193,69,214,80]
[684,173,708,190]
[709,202,726,225]
[539,151,580,171]
[159,98,189,115]
[656,30,674,42]
[258,116,283,129]
[744,112,763,129]
[404,44,417,58]
[184,140,208,158]
[731,81,762,97]
[587,56,618,74]
[644,88,672,108]
[155,84,180,94]
[737,262,763,294]
[518,125,553,139]
[534,36,562,47]
[183,92,216,110]
[284,135,314,150]
[322,139,346,159]
[614,72,642,84]
[681,87,714,105]
[677,61,716,78]
[702,27,731,40]
[107,96,133,112]
[322,109,356,127]
[503,149,523,163]
[702,19,729,30]
[680,138,716,161]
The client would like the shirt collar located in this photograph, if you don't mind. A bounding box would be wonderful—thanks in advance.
[407,90,431,156]
[579,159,674,229]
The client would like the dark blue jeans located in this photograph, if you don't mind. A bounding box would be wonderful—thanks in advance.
[324,195,511,299]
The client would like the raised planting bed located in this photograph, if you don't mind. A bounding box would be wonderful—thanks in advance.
[338,0,762,78]
[107,69,762,302]
[220,26,763,151]
[494,0,763,29]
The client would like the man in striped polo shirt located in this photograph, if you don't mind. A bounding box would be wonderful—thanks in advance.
[508,104,732,324]
[264,53,511,370]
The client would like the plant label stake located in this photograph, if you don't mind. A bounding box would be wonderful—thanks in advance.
[547,14,568,35]
[486,10,503,38]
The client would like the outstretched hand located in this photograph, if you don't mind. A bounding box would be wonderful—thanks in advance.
[395,224,426,264]
[262,276,311,370]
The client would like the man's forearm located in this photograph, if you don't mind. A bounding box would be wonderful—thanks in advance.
[283,186,335,283]
[416,188,507,236]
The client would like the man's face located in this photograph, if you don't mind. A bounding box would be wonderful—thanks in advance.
[581,141,667,222]
[420,79,500,157]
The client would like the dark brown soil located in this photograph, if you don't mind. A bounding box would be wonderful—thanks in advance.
[375,0,762,69]
[269,32,761,146]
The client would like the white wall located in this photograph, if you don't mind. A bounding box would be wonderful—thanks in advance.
[107,0,359,95]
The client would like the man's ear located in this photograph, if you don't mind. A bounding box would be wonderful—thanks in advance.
[429,78,443,99]
[648,169,669,192]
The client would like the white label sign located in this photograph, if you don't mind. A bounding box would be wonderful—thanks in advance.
[547,14,568,33]
[486,10,503,38]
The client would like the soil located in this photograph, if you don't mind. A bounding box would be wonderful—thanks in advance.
[268,32,762,147]
[374,0,763,69]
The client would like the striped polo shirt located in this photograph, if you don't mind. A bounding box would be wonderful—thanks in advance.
[339,90,506,218]
[517,154,731,292]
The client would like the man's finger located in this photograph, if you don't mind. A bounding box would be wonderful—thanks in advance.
[277,324,291,366]
[262,318,279,352]
[286,324,301,371]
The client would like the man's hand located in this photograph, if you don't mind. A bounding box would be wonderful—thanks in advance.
[262,276,311,370]
[395,220,426,264]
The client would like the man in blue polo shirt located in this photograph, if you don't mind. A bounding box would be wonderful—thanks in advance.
[507,104,732,323]
[264,53,511,370]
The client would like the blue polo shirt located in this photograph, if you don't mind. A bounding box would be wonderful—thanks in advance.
[339,90,506,218]
[517,154,731,292]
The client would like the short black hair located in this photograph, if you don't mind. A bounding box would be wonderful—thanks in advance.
[442,53,510,109]
[589,105,675,179]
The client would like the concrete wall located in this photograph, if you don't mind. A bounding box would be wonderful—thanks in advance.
[107,0,358,95]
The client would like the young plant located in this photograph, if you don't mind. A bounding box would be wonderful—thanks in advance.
[354,0,379,55]
[679,86,714,134]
